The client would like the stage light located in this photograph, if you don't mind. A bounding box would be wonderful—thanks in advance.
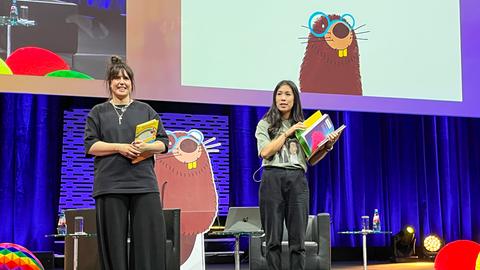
[392,225,419,262]
[423,234,444,259]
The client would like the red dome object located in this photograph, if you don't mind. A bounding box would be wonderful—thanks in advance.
[6,47,70,76]
[434,240,480,270]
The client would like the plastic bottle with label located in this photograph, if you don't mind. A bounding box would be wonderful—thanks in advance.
[372,208,381,232]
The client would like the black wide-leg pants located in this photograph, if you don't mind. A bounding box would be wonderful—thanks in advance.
[259,167,309,270]
[95,193,166,270]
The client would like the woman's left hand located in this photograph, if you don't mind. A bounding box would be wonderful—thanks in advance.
[325,130,341,149]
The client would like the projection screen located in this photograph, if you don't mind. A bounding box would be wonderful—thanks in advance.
[0,0,479,117]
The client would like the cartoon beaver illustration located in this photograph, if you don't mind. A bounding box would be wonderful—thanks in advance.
[154,129,218,265]
[300,12,363,95]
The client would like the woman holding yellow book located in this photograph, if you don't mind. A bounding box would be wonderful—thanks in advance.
[255,80,340,270]
[84,56,169,270]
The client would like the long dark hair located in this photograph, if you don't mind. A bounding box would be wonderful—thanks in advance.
[262,80,304,139]
[105,55,135,98]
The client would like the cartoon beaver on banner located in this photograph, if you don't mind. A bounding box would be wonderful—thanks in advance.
[154,129,219,265]
[300,12,363,95]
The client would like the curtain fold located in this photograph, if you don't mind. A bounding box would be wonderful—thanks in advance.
[0,94,63,251]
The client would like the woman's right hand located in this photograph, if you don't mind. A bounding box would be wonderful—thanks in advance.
[117,143,141,159]
[285,122,306,137]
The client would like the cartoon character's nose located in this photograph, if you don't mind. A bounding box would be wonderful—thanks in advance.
[332,23,349,39]
[179,139,198,153]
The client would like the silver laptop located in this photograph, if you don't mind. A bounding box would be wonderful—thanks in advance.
[224,207,263,233]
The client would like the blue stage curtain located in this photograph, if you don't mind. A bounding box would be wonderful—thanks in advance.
[229,105,267,206]
[0,93,63,251]
[231,108,480,247]
[1,94,479,250]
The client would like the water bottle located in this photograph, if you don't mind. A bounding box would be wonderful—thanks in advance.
[9,0,18,25]
[57,210,67,235]
[372,208,381,232]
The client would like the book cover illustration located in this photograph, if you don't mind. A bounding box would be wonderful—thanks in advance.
[298,114,334,156]
[296,111,345,165]
[132,119,159,164]
[135,119,159,143]
[295,111,331,156]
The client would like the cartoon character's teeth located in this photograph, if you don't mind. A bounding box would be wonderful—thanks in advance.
[187,161,197,170]
[338,48,348,58]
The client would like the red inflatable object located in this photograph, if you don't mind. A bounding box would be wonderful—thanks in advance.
[434,240,480,270]
[6,47,69,76]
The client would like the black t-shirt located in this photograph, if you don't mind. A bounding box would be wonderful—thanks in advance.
[84,100,169,197]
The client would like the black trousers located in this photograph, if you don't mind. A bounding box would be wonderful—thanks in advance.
[259,167,309,270]
[95,193,166,270]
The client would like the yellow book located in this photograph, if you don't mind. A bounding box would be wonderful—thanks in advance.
[135,119,158,143]
[132,119,159,164]
[303,110,322,128]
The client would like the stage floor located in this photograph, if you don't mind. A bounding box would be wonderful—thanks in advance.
[52,261,434,269]
[206,261,435,269]
[331,261,434,269]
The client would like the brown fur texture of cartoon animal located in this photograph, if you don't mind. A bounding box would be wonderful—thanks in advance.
[155,130,218,265]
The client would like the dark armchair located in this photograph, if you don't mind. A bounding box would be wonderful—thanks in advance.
[249,213,331,270]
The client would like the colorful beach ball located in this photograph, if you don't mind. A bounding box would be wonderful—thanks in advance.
[0,243,44,270]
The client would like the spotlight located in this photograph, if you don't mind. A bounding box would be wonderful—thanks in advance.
[423,234,444,259]
[392,225,419,262]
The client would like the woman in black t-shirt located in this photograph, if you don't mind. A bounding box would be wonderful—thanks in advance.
[84,56,169,270]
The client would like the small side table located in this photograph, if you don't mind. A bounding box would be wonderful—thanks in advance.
[45,233,96,270]
[338,230,392,270]
[209,230,264,270]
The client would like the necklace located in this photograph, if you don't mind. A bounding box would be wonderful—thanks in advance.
[110,100,133,125]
